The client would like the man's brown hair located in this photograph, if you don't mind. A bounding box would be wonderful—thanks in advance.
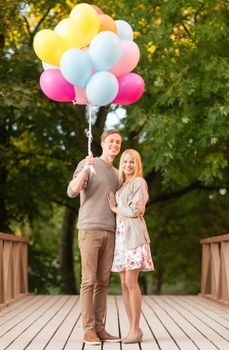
[100,129,121,142]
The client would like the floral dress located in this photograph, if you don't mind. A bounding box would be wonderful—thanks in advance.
[111,190,154,272]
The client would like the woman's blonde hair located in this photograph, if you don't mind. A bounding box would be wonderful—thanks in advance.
[119,149,143,186]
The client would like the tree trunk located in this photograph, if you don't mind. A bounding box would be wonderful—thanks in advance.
[139,274,147,294]
[155,262,164,295]
[0,113,10,233]
[0,166,9,232]
[59,206,77,294]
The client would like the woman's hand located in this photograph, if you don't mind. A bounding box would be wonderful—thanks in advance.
[107,191,117,213]
[137,207,145,217]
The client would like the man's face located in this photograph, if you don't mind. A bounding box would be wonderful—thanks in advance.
[101,133,122,157]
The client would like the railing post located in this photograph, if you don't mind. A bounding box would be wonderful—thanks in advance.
[0,239,4,304]
[200,234,229,304]
[200,243,210,295]
[219,241,229,302]
[0,233,29,309]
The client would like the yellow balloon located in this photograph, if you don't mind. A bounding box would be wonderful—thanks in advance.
[33,29,66,66]
[69,3,100,46]
[54,18,84,49]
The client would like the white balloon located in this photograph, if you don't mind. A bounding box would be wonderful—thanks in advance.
[86,71,118,106]
[89,31,122,71]
[115,20,134,41]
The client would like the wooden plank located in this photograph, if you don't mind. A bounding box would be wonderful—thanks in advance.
[140,296,161,350]
[44,296,80,350]
[0,295,32,320]
[145,296,199,350]
[150,296,218,350]
[0,295,44,326]
[0,295,63,349]
[0,295,52,337]
[168,296,229,341]
[20,243,28,294]
[181,296,229,329]
[0,233,29,243]
[3,241,13,304]
[0,240,4,305]
[220,242,229,302]
[156,296,228,350]
[62,311,83,350]
[211,243,220,299]
[1,295,229,350]
[15,296,77,350]
[189,296,229,320]
[102,296,121,350]
[141,296,179,350]
[200,234,229,244]
[201,244,211,294]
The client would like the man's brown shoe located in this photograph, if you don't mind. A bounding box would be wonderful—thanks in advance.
[97,329,121,343]
[83,330,101,345]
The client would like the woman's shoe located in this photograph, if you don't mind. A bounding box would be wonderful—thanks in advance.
[122,329,143,344]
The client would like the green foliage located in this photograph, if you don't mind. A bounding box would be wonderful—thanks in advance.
[28,242,61,294]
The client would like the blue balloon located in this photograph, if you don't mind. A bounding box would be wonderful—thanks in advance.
[86,71,118,106]
[89,31,122,71]
[60,48,92,88]
[115,20,134,41]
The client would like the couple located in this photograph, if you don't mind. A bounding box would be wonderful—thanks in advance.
[67,129,154,345]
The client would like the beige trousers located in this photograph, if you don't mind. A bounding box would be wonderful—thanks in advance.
[78,230,115,333]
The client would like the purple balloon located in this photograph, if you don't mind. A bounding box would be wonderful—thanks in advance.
[40,69,75,102]
[112,72,144,105]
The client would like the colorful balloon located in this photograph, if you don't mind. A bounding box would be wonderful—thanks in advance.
[115,20,134,41]
[60,48,92,88]
[34,4,144,107]
[91,4,103,14]
[54,18,84,49]
[86,71,118,106]
[70,3,100,47]
[109,40,140,77]
[89,31,121,71]
[98,14,117,33]
[74,86,89,105]
[33,29,66,66]
[112,73,144,105]
[40,69,75,102]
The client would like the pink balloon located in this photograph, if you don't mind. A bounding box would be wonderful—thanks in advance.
[112,73,144,105]
[91,5,103,14]
[40,69,75,102]
[109,40,140,77]
[73,86,89,105]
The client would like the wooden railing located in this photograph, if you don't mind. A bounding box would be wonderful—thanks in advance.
[200,234,229,304]
[0,232,29,309]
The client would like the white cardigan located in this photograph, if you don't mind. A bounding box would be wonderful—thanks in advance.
[116,177,151,249]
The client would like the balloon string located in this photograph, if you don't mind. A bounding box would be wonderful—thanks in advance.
[88,105,93,156]
[87,105,96,175]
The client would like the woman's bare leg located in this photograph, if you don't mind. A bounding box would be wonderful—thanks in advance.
[119,272,132,326]
[125,269,141,338]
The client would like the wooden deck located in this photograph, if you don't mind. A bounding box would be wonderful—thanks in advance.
[0,295,228,350]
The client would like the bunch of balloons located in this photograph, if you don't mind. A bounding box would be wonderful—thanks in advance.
[33,3,145,107]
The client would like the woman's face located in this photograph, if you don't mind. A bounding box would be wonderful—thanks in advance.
[122,153,135,176]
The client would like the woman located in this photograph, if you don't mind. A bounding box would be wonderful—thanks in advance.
[107,149,154,344]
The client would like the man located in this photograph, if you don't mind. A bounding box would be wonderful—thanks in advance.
[67,129,122,345]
